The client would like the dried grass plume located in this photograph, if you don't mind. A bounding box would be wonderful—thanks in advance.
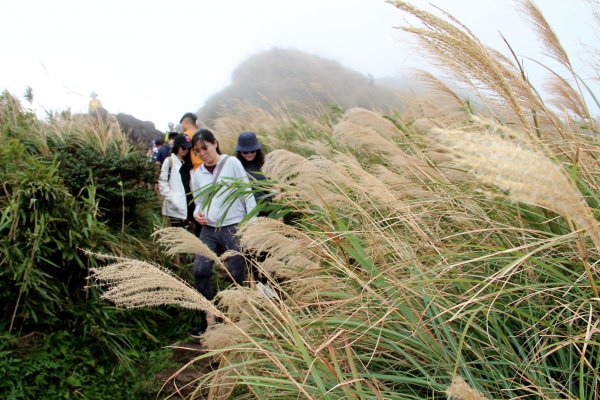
[153,227,221,265]
[86,251,222,317]
[446,376,489,400]
[434,126,600,248]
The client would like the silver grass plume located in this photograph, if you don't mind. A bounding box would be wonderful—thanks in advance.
[389,0,540,133]
[85,251,222,317]
[544,76,587,119]
[519,0,571,70]
[434,127,600,249]
[282,276,346,303]
[446,376,489,400]
[262,149,355,208]
[519,0,594,126]
[263,139,434,256]
[264,146,434,256]
[373,164,428,199]
[202,318,252,351]
[214,287,264,321]
[342,107,406,141]
[331,153,410,210]
[202,318,253,400]
[259,258,297,279]
[333,119,398,156]
[413,70,465,108]
[237,217,321,273]
[153,227,222,266]
[333,110,445,183]
[262,149,308,182]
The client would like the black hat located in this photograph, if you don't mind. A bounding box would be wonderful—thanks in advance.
[236,131,262,152]
[179,112,197,124]
[173,134,192,149]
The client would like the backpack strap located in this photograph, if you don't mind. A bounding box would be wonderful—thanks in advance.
[212,155,229,183]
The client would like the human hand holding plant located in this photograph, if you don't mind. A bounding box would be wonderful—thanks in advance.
[194,211,208,225]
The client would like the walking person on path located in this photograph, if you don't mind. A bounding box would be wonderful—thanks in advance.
[180,112,203,235]
[179,112,202,170]
[158,134,196,264]
[189,129,256,335]
[235,131,271,212]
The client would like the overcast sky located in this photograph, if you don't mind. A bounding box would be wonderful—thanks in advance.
[1,0,597,132]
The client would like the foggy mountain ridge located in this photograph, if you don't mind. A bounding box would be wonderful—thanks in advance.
[198,48,406,123]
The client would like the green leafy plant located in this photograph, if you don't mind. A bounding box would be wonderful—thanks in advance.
[0,92,194,399]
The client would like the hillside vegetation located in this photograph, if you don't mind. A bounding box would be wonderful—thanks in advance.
[3,0,597,398]
[0,96,193,399]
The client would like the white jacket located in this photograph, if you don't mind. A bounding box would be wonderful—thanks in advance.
[158,154,188,220]
[191,155,256,227]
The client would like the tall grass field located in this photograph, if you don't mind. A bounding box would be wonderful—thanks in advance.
[7,0,600,399]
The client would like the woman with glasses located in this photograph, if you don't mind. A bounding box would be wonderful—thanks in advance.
[189,129,256,335]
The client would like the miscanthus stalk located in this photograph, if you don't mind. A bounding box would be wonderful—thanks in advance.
[446,376,490,400]
[434,126,600,247]
[388,0,540,135]
[237,217,321,277]
[85,250,222,317]
[434,125,600,301]
[519,0,595,128]
[153,227,223,266]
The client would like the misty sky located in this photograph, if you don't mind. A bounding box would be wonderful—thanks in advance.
[1,0,597,131]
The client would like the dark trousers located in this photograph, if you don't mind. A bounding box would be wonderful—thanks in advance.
[193,225,246,300]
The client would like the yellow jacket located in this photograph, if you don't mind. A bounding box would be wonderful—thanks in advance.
[185,129,203,170]
[88,99,102,113]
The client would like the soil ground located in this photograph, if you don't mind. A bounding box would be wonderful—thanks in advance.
[156,340,216,399]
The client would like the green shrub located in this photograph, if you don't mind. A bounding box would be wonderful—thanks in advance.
[50,144,159,235]
[0,92,193,399]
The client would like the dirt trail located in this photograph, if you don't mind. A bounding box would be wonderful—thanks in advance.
[156,340,216,399]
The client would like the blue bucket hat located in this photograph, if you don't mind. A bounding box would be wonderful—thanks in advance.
[236,131,262,152]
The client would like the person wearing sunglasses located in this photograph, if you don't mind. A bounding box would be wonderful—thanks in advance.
[236,131,273,210]
[189,129,257,335]
[236,131,265,179]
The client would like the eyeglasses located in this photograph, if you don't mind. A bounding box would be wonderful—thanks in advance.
[241,151,257,154]
[194,144,208,153]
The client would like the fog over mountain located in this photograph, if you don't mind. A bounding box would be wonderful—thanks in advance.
[198,48,405,123]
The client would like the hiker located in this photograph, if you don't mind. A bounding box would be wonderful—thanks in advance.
[189,129,256,335]
[235,131,275,284]
[158,134,195,247]
[156,132,177,165]
[88,92,107,118]
[165,122,175,142]
[179,112,202,170]
[180,112,203,235]
[150,137,164,164]
[235,131,271,212]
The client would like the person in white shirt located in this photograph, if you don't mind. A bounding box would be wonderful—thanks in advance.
[190,129,256,334]
[158,134,194,228]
